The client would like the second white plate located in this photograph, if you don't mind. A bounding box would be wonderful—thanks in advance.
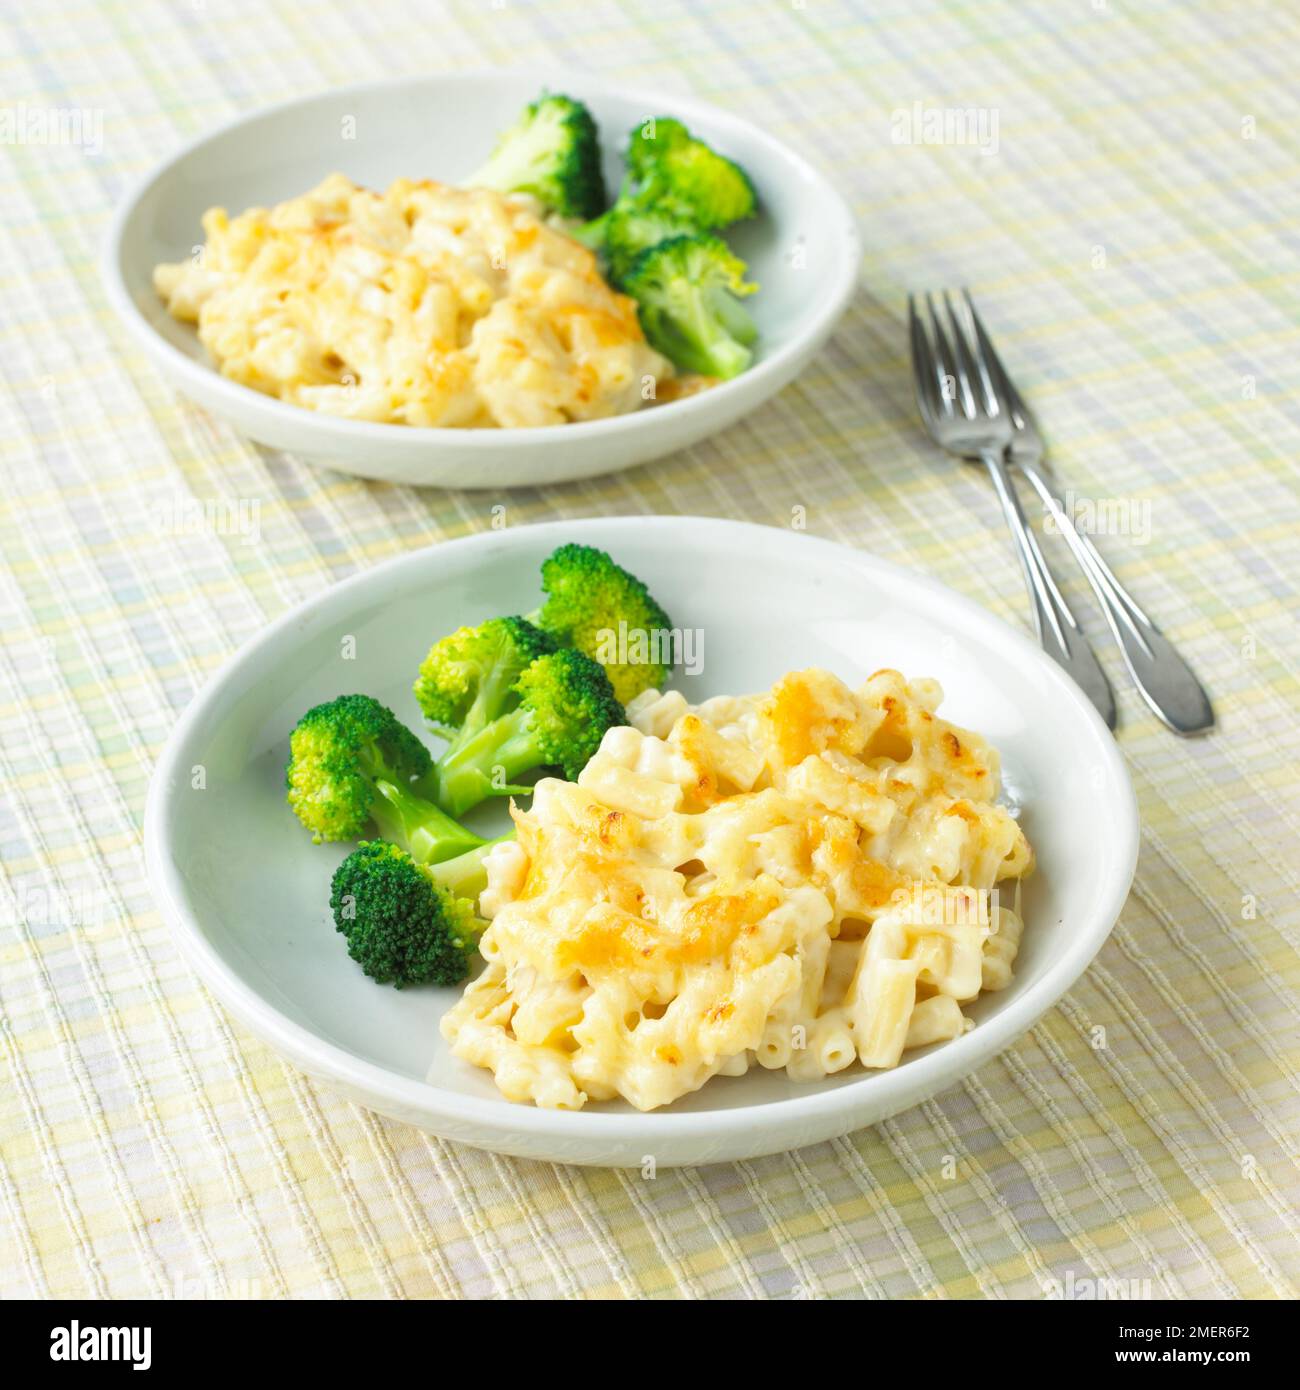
[104,71,860,488]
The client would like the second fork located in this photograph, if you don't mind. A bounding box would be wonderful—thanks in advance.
[909,291,1117,728]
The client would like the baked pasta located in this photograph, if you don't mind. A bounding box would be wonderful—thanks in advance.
[153,173,672,428]
[442,667,1034,1110]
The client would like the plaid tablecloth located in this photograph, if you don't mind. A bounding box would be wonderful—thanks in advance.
[2,0,1298,1300]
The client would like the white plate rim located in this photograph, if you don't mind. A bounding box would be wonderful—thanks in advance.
[102,69,862,452]
[144,516,1139,1161]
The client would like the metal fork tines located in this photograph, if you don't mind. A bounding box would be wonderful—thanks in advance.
[909,290,1117,728]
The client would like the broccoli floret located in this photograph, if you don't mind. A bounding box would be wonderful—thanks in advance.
[330,837,505,987]
[286,694,484,864]
[621,233,758,380]
[599,202,702,284]
[623,117,756,228]
[433,648,624,817]
[467,93,606,221]
[413,617,557,753]
[572,118,755,280]
[526,543,674,703]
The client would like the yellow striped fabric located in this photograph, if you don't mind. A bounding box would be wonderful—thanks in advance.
[1,0,1298,1299]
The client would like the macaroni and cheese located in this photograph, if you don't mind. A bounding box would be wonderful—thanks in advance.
[442,667,1034,1110]
[153,173,673,427]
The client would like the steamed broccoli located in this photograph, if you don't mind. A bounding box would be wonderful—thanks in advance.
[413,616,557,753]
[621,233,758,380]
[527,543,674,703]
[574,117,756,277]
[598,202,704,284]
[467,93,605,221]
[623,117,756,228]
[286,694,484,864]
[433,648,624,817]
[330,837,504,987]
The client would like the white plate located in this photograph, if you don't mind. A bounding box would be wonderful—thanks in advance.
[103,71,860,489]
[146,517,1138,1166]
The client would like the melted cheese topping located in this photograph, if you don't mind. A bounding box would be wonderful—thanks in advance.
[153,173,673,428]
[442,668,1034,1111]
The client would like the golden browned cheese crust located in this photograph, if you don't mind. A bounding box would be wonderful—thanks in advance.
[154,173,672,427]
[443,668,1034,1111]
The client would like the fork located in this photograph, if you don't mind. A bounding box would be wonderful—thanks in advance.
[962,292,1214,737]
[909,291,1117,728]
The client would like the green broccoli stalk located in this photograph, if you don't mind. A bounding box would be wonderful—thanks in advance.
[330,837,509,987]
[526,542,674,703]
[413,616,557,754]
[286,694,484,864]
[467,93,606,221]
[432,648,625,817]
[621,233,758,380]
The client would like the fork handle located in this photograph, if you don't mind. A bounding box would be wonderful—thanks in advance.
[1015,463,1214,736]
[980,449,1117,729]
